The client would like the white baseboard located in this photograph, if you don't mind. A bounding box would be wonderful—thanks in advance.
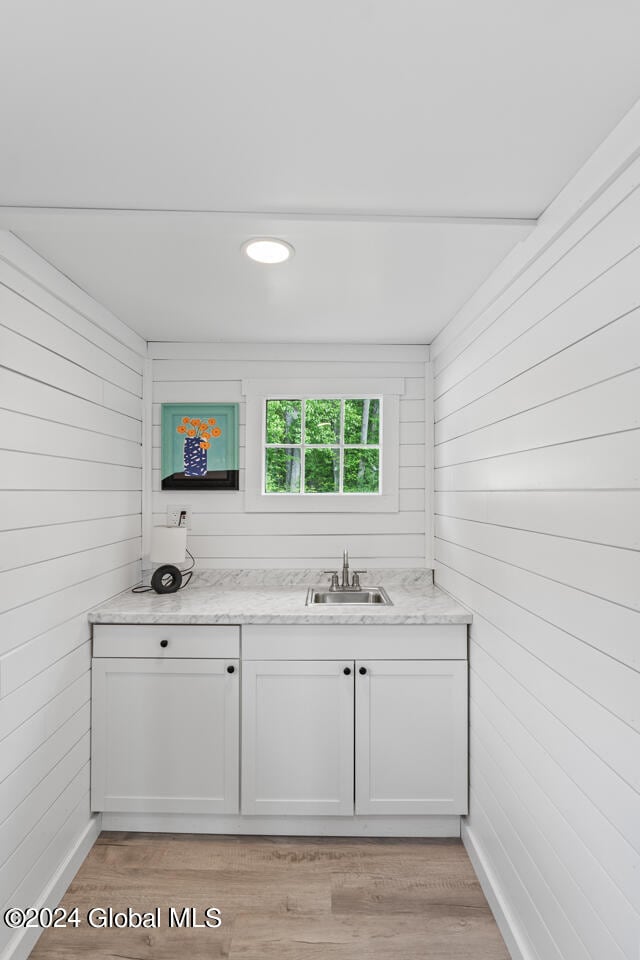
[102,812,461,838]
[461,821,533,960]
[3,815,102,960]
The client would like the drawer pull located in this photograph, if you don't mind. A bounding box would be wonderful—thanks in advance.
[160,639,169,648]
[226,664,236,674]
[343,666,352,675]
[359,666,367,675]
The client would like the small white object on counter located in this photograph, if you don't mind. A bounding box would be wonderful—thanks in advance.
[149,525,187,563]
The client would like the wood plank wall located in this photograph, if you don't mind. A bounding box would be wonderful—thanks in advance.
[0,233,145,955]
[150,343,429,568]
[430,152,640,959]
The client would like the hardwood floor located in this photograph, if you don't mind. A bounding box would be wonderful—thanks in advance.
[29,833,509,959]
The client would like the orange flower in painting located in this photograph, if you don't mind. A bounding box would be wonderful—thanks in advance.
[176,411,222,450]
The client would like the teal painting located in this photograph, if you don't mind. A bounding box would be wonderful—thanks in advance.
[161,403,239,490]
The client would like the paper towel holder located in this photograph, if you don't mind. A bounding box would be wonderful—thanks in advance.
[133,514,194,594]
[151,521,188,594]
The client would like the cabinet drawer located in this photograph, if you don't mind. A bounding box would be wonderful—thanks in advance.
[92,624,239,658]
[242,623,467,660]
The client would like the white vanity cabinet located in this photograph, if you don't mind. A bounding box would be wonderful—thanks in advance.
[91,619,469,830]
[241,624,468,818]
[91,624,240,815]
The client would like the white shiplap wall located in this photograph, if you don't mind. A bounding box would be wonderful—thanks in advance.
[150,342,428,567]
[0,233,145,960]
[431,118,640,959]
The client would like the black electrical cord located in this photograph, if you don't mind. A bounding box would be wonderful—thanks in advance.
[179,547,195,588]
[131,548,196,593]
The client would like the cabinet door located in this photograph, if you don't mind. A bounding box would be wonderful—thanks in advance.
[355,660,468,815]
[242,660,354,816]
[91,658,239,814]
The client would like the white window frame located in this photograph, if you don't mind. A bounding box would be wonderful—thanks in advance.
[243,378,404,513]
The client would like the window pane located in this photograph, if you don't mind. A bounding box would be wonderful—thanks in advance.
[305,448,340,493]
[305,399,341,444]
[343,448,379,492]
[265,447,301,493]
[344,399,380,445]
[266,400,301,444]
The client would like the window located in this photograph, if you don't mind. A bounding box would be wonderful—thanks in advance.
[243,377,404,513]
[264,398,381,494]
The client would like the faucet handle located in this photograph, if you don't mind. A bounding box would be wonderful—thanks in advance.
[351,570,367,589]
[324,570,339,591]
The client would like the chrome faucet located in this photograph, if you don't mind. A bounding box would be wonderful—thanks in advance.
[324,549,367,591]
[341,548,350,588]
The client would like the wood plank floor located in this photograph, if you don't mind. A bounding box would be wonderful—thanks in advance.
[29,833,509,959]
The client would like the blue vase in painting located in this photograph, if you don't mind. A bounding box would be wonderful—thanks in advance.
[184,437,208,477]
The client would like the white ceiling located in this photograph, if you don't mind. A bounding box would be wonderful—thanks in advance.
[0,210,531,342]
[1,1,639,342]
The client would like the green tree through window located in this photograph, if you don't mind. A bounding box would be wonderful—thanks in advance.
[265,398,381,494]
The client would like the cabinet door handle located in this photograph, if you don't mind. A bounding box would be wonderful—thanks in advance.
[343,666,352,675]
[226,664,236,674]
[160,639,169,648]
[358,666,367,675]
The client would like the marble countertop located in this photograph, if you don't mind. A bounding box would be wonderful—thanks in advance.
[89,569,472,625]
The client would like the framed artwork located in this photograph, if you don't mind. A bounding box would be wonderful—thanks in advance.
[161,403,239,490]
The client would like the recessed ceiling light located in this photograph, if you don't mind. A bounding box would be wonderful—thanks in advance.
[243,238,294,264]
